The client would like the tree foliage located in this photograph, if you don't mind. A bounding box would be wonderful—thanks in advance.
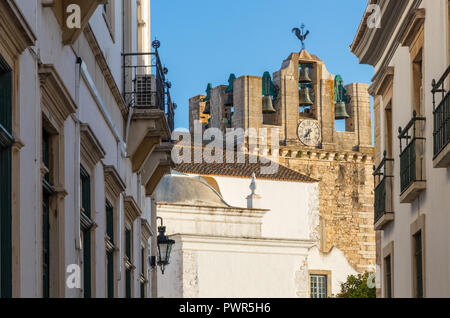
[336,272,376,298]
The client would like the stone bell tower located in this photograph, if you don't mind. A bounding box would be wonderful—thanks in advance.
[188,48,375,273]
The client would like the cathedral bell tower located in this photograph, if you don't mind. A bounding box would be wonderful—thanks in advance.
[187,28,375,273]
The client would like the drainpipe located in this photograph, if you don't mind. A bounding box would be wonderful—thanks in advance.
[74,57,82,253]
[124,106,134,155]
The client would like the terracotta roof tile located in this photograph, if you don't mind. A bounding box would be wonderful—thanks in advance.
[174,147,317,183]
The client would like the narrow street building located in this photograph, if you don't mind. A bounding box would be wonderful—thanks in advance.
[155,158,357,298]
[351,0,450,297]
[0,0,174,298]
[159,45,377,297]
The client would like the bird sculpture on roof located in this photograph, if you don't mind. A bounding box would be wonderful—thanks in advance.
[292,24,310,50]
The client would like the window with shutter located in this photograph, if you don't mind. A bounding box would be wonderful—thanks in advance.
[125,228,132,298]
[140,282,145,299]
[385,255,392,298]
[0,55,12,298]
[105,201,114,298]
[140,246,146,298]
[414,231,423,298]
[80,166,92,298]
[41,128,54,298]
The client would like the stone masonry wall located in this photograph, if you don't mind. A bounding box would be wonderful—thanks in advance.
[279,152,376,272]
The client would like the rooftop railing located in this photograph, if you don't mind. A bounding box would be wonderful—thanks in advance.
[432,65,450,159]
[398,111,426,194]
[373,152,394,225]
[122,41,175,132]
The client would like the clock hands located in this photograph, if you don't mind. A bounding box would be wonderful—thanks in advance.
[304,129,312,139]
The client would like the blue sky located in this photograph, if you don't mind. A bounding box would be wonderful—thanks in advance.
[151,0,373,134]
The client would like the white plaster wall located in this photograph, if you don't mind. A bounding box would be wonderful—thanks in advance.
[157,244,184,298]
[158,235,311,298]
[156,176,355,298]
[307,246,358,296]
[193,175,320,241]
[8,0,154,298]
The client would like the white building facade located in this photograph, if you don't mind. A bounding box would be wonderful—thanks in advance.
[352,0,450,297]
[0,0,174,298]
[154,158,358,298]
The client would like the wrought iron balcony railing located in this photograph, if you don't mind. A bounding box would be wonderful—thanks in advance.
[432,65,450,159]
[398,111,426,195]
[373,152,394,226]
[122,41,175,132]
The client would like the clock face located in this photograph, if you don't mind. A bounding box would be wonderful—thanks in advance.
[297,120,321,147]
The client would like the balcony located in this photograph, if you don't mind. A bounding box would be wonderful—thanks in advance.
[123,42,175,173]
[432,65,450,168]
[398,112,426,203]
[373,152,394,230]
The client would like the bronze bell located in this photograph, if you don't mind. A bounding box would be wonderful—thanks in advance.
[299,65,312,83]
[299,87,313,106]
[224,92,233,107]
[262,95,276,114]
[203,100,211,115]
[335,101,350,120]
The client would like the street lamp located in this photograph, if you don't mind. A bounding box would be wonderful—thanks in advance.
[156,217,175,275]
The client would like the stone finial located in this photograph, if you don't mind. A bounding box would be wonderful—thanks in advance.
[249,172,257,194]
[246,173,261,209]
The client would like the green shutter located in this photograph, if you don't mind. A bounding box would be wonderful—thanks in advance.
[125,229,131,260]
[107,251,114,298]
[80,166,92,298]
[385,255,392,298]
[106,202,114,298]
[0,55,12,298]
[81,166,91,219]
[125,269,131,298]
[83,231,91,298]
[140,282,145,298]
[0,61,12,134]
[141,247,145,275]
[106,203,114,244]
[415,232,423,298]
[42,192,50,298]
[0,148,12,298]
[42,130,50,182]
[125,228,132,298]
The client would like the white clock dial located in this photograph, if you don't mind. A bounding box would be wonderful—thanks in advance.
[297,120,321,147]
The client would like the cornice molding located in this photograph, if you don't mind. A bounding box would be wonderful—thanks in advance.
[104,165,126,199]
[350,0,376,54]
[83,24,127,116]
[0,0,36,58]
[366,0,422,94]
[369,66,394,97]
[141,219,153,241]
[39,64,77,127]
[399,8,425,47]
[124,196,142,223]
[275,146,374,164]
[80,123,106,167]
[351,0,411,67]
[141,142,174,196]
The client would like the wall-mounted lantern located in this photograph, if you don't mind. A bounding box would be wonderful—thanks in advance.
[151,217,175,275]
